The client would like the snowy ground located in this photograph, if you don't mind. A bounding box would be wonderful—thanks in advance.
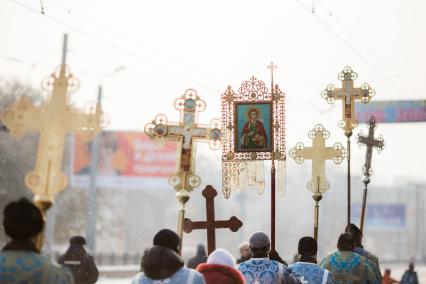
[95,264,426,284]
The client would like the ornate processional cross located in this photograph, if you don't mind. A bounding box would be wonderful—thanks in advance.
[357,116,384,180]
[144,89,221,250]
[290,124,345,241]
[321,66,375,136]
[183,185,243,255]
[0,34,103,205]
[357,116,384,232]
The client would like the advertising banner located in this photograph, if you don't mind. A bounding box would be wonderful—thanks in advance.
[355,100,426,123]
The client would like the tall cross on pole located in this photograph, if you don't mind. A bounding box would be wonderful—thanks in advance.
[357,116,384,232]
[267,61,279,251]
[183,185,243,254]
[0,34,103,250]
[144,89,221,253]
[321,66,375,225]
[290,124,346,241]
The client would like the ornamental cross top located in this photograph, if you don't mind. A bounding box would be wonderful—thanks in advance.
[357,116,384,179]
[144,89,221,193]
[183,185,243,254]
[321,66,375,136]
[0,64,103,201]
[289,124,346,193]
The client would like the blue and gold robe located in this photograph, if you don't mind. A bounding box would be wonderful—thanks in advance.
[320,251,377,284]
[238,257,301,284]
[289,261,336,284]
[353,247,381,283]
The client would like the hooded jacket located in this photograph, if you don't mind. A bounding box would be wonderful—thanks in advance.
[197,263,245,284]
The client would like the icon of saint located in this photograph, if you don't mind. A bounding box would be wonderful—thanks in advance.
[240,108,267,149]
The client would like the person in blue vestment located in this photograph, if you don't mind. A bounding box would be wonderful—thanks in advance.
[131,229,205,284]
[237,231,301,284]
[320,233,377,284]
[0,197,73,284]
[289,236,335,284]
[400,263,419,284]
[345,224,382,283]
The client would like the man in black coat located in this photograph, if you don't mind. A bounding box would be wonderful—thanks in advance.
[58,236,99,284]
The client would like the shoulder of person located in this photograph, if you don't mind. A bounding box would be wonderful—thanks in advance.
[130,272,146,284]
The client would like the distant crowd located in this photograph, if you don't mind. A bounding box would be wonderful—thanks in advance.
[0,197,420,283]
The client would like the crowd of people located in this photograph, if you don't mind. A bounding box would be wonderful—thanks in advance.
[0,197,421,283]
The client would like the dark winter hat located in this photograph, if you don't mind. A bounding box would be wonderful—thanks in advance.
[345,223,363,241]
[3,197,44,240]
[337,233,354,251]
[298,236,317,256]
[70,235,86,246]
[153,229,180,253]
[249,231,270,249]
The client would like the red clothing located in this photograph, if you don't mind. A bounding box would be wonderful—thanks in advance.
[197,263,245,284]
[382,274,399,284]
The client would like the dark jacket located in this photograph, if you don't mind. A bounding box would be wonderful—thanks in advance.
[197,263,245,284]
[58,244,99,284]
[187,245,208,269]
[141,245,184,280]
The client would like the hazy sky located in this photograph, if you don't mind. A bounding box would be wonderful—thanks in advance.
[1,0,425,187]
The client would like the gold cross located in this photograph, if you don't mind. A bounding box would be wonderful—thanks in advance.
[321,66,375,136]
[0,64,102,202]
[289,124,345,193]
[145,89,221,193]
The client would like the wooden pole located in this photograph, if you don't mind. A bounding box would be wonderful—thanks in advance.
[271,161,276,252]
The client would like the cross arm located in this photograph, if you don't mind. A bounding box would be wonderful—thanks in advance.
[358,135,369,145]
[183,218,206,233]
[67,108,102,132]
[0,96,43,138]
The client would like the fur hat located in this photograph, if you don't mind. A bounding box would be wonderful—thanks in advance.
[207,248,236,268]
[153,229,180,253]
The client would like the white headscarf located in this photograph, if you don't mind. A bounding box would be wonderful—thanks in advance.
[207,248,236,268]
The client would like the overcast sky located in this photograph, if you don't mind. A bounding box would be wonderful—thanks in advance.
[1,0,425,187]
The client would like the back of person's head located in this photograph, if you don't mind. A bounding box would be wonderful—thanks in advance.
[298,236,317,263]
[337,233,355,252]
[238,241,250,256]
[249,232,270,255]
[153,229,180,253]
[141,245,184,280]
[345,223,363,246]
[409,262,414,271]
[384,268,391,275]
[196,244,207,256]
[3,197,44,240]
[207,248,236,268]
[70,235,86,246]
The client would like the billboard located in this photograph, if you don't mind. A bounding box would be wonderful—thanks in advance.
[352,203,406,230]
[355,100,426,123]
[71,131,177,189]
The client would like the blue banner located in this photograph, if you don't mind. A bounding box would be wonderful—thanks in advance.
[352,203,406,229]
[355,100,426,123]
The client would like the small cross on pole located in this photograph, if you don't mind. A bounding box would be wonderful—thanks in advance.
[357,116,384,232]
[183,185,243,255]
[321,66,375,226]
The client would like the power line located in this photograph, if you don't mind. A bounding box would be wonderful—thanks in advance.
[294,0,418,101]
[7,0,216,92]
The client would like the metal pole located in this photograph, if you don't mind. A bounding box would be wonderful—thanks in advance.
[86,85,102,254]
[61,34,68,65]
[271,162,276,252]
[346,134,352,226]
[359,177,370,233]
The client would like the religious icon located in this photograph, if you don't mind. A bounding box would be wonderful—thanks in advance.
[235,103,272,152]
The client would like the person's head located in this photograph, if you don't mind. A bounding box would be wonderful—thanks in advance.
[153,229,180,253]
[248,109,259,120]
[196,244,207,256]
[298,236,317,263]
[384,268,391,276]
[207,248,236,268]
[249,231,270,257]
[3,197,44,242]
[409,262,414,271]
[70,235,86,247]
[238,242,250,258]
[337,233,355,252]
[345,223,363,247]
